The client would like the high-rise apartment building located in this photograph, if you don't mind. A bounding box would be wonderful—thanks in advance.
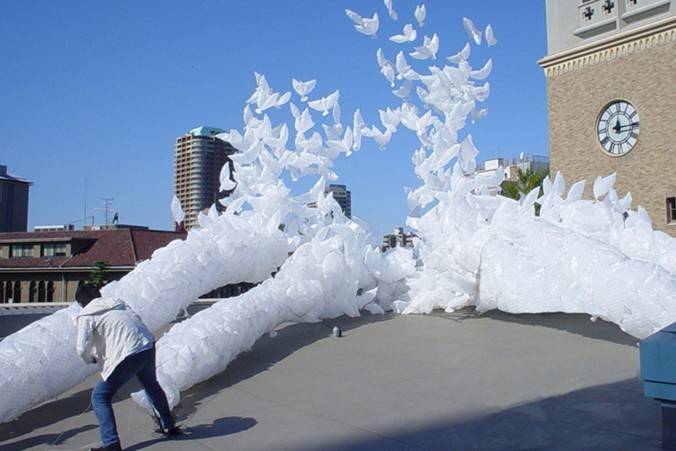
[174,127,236,230]
[325,184,352,218]
[539,1,675,234]
[0,165,32,233]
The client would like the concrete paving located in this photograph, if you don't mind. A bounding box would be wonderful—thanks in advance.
[0,310,661,450]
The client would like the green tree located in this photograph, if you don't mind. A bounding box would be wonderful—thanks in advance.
[501,168,550,215]
[88,260,110,288]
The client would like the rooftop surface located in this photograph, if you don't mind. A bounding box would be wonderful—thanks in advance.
[0,310,661,450]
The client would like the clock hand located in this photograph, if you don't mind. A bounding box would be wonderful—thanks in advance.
[613,119,621,133]
[618,122,639,130]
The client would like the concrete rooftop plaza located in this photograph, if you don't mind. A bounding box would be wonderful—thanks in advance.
[0,308,663,450]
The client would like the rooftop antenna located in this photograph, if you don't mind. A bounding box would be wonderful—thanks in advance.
[83,177,88,231]
[94,198,115,226]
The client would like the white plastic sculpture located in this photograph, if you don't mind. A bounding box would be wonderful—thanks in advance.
[1,1,676,425]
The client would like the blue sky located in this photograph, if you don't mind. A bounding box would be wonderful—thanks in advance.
[0,0,548,238]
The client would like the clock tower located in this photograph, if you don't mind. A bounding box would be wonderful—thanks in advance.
[539,0,675,235]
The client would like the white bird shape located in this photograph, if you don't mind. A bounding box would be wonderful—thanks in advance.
[345,10,379,36]
[352,109,365,151]
[219,162,237,192]
[170,195,185,225]
[414,4,426,28]
[384,0,398,20]
[463,17,482,45]
[362,125,393,149]
[376,48,390,69]
[390,24,417,43]
[446,43,471,64]
[393,79,413,99]
[292,79,317,102]
[593,173,616,200]
[332,102,341,125]
[485,24,497,46]
[469,59,492,80]
[379,107,401,131]
[375,49,396,87]
[295,131,324,153]
[395,51,419,80]
[409,34,439,60]
[308,90,340,116]
[327,126,354,156]
[290,103,315,134]
[381,63,396,87]
[247,74,291,114]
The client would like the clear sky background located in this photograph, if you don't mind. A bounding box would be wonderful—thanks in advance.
[0,0,548,238]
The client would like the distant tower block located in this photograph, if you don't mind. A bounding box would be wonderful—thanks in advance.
[174,127,237,230]
[539,1,675,235]
[325,184,352,218]
[0,165,32,233]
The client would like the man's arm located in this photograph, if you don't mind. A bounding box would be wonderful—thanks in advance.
[75,316,97,364]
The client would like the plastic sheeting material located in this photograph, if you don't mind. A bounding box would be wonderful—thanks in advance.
[479,228,676,339]
[133,223,377,410]
[0,215,291,423]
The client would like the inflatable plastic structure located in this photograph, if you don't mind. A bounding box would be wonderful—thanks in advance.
[1,1,675,424]
[134,223,380,410]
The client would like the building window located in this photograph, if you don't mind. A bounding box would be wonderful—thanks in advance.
[47,281,54,302]
[10,244,33,258]
[29,281,36,303]
[13,281,21,302]
[668,197,676,224]
[38,281,46,303]
[42,243,67,257]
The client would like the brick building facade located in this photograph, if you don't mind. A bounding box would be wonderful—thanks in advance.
[539,1,675,235]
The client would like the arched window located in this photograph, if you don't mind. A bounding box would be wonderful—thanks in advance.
[13,281,21,303]
[37,281,45,303]
[47,281,54,303]
[29,281,36,303]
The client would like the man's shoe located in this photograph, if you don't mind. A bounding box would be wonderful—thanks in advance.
[90,443,122,451]
[155,425,184,438]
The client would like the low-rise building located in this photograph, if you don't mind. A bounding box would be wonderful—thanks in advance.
[477,155,550,183]
[382,227,416,252]
[0,226,185,303]
[33,225,75,232]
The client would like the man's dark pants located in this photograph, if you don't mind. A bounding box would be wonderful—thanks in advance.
[91,346,174,447]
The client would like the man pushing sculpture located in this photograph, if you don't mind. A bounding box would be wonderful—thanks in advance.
[75,283,182,451]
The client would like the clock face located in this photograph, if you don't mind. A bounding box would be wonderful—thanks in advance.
[597,100,640,156]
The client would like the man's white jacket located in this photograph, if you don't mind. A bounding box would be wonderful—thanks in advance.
[75,297,154,380]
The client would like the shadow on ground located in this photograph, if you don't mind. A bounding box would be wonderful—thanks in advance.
[0,424,97,451]
[313,378,661,451]
[0,312,392,445]
[436,308,638,347]
[124,416,257,451]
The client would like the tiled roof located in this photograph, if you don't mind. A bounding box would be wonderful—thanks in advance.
[0,229,186,269]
